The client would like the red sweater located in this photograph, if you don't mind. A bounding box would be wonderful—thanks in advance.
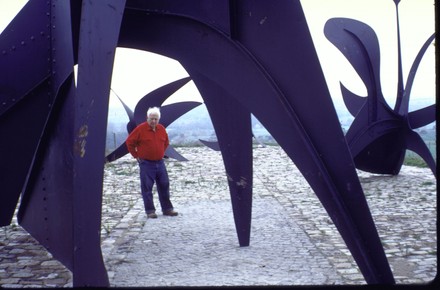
[125,122,169,161]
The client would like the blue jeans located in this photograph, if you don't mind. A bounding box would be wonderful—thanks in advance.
[138,159,174,214]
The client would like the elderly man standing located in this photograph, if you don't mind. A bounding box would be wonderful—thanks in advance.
[125,107,178,218]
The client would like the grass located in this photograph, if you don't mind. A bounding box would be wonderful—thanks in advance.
[421,181,434,186]
[403,156,430,168]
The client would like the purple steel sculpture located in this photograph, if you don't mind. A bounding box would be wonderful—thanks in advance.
[199,139,221,151]
[324,0,436,176]
[105,77,202,162]
[0,0,126,286]
[4,0,433,286]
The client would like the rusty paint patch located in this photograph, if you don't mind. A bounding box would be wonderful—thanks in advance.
[74,125,89,157]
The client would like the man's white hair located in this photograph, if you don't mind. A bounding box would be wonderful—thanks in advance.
[147,107,161,119]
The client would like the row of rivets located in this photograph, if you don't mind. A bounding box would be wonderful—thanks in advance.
[1,31,49,56]
[0,3,53,115]
[47,3,54,110]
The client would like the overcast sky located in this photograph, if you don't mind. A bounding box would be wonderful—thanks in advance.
[1,0,435,111]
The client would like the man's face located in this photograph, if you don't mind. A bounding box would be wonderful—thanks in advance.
[147,113,159,129]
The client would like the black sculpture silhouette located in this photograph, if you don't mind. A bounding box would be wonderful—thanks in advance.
[324,1,435,176]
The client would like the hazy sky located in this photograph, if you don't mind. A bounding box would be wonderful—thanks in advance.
[1,0,435,111]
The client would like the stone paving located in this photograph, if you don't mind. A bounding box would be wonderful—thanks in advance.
[0,145,437,287]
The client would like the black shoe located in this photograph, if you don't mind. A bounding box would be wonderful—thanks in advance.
[163,210,178,216]
[147,213,158,219]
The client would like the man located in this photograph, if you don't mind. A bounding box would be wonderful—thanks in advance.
[125,107,178,218]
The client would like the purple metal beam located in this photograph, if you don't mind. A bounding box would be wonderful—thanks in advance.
[190,71,254,247]
[0,0,53,226]
[17,0,77,271]
[71,0,126,286]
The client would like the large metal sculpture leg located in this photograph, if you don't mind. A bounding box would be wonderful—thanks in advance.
[18,76,76,270]
[190,71,254,247]
[16,0,77,268]
[71,0,126,286]
[1,0,126,286]
[0,0,59,227]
